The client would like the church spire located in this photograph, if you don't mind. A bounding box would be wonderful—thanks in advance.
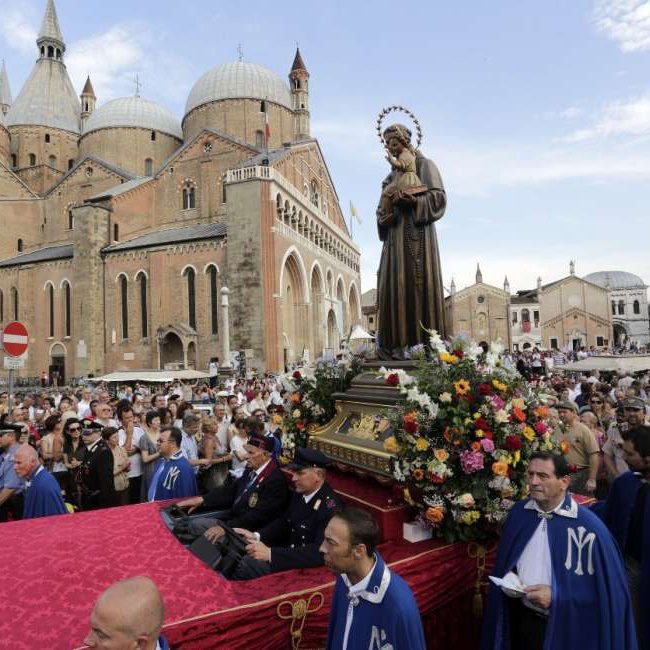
[0,60,12,116]
[503,276,510,293]
[80,75,96,125]
[37,0,66,60]
[475,263,483,284]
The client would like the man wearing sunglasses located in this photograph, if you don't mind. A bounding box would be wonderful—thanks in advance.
[603,397,647,483]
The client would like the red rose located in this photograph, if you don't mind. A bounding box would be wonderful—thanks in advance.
[475,417,490,431]
[479,383,492,395]
[483,430,494,440]
[429,473,445,484]
[386,373,399,387]
[296,422,305,430]
[452,349,464,358]
[567,463,577,474]
[292,370,302,380]
[403,419,418,434]
[503,435,522,451]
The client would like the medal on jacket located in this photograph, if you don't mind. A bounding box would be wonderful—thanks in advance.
[313,499,321,511]
[248,492,258,508]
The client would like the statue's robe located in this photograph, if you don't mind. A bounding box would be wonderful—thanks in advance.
[481,494,638,650]
[376,152,446,351]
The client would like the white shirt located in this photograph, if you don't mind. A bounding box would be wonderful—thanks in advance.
[516,497,577,612]
[118,426,145,478]
[341,559,377,649]
[303,487,320,504]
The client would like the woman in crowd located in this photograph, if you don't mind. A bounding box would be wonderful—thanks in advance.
[40,413,67,490]
[62,417,85,507]
[139,410,162,501]
[103,427,130,506]
[229,418,250,478]
[199,417,231,490]
[248,389,267,415]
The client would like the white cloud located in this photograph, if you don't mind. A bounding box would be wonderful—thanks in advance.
[593,0,650,52]
[566,92,650,141]
[0,5,38,55]
[66,26,146,101]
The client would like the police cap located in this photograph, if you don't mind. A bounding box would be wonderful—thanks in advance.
[80,419,103,435]
[622,396,646,411]
[287,447,329,470]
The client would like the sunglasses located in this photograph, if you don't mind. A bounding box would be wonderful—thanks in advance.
[68,426,81,432]
[589,400,602,405]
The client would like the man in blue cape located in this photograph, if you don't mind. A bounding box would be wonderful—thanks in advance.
[481,451,637,650]
[320,507,425,650]
[148,426,197,502]
[14,444,67,519]
[598,424,650,649]
[85,576,169,649]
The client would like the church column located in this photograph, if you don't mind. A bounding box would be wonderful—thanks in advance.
[220,286,231,367]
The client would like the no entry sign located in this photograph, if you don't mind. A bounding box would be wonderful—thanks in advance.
[3,321,29,357]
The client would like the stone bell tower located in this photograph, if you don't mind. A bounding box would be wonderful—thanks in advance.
[289,48,310,141]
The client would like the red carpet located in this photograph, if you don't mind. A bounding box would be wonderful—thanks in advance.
[0,501,491,649]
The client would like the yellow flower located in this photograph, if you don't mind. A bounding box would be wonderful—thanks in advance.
[292,409,301,418]
[473,412,481,420]
[415,437,430,452]
[464,417,472,425]
[435,448,449,462]
[492,379,507,392]
[461,511,481,525]
[523,426,535,442]
[512,450,521,466]
[492,461,509,476]
[454,379,471,396]
[383,436,399,453]
[439,352,460,364]
[475,429,485,438]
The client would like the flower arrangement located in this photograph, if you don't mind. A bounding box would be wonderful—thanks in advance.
[281,355,363,452]
[382,332,561,543]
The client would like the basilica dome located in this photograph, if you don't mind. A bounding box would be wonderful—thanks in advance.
[583,271,647,290]
[184,61,292,117]
[83,96,182,139]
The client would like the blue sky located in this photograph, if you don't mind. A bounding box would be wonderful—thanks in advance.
[2,0,650,294]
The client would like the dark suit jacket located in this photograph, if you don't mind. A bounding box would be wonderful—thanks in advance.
[81,439,115,508]
[202,459,290,532]
[259,481,343,573]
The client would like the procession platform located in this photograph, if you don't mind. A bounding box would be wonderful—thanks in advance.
[0,498,492,649]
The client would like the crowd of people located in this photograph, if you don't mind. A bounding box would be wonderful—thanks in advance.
[0,364,649,649]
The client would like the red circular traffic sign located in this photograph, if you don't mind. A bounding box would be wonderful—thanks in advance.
[3,321,29,357]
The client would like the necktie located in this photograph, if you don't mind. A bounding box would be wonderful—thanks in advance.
[234,471,257,505]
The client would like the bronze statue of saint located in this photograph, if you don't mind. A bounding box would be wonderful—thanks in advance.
[376,121,447,359]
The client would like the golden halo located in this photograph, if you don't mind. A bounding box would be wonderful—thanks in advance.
[376,105,423,151]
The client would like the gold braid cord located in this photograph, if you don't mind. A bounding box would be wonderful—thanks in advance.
[276,592,324,650]
[376,105,423,152]
[467,543,487,617]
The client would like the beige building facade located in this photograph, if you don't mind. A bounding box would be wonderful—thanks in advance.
[0,1,361,380]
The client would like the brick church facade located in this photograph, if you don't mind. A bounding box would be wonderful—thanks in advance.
[0,1,361,380]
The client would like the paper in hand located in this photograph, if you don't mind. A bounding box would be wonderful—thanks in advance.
[489,572,526,598]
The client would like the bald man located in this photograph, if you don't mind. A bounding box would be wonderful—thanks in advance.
[85,577,168,649]
[13,444,67,519]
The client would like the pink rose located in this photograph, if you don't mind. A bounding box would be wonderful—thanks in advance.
[480,438,495,453]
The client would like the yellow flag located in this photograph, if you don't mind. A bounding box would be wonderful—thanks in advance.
[349,200,361,224]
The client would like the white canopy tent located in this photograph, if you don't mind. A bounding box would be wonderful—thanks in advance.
[348,324,375,354]
[560,355,650,373]
[95,369,212,383]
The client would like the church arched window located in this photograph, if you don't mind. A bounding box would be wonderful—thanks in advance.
[182,184,196,210]
[11,287,18,320]
[255,130,264,148]
[47,45,54,58]
[68,209,74,230]
[63,281,71,338]
[113,223,119,242]
[260,100,266,113]
[144,158,153,176]
[207,265,219,335]
[45,134,50,143]
[120,275,129,340]
[137,273,148,339]
[29,153,36,166]
[17,239,23,253]
[47,284,55,338]
[68,159,74,170]
[310,180,319,208]
[11,154,16,169]
[48,155,57,169]
[184,267,197,330]
[633,300,640,314]
[618,300,625,315]
[611,300,616,315]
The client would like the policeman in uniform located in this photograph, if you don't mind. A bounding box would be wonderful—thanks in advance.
[79,419,116,510]
[0,424,26,521]
[231,448,343,580]
[177,433,290,540]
